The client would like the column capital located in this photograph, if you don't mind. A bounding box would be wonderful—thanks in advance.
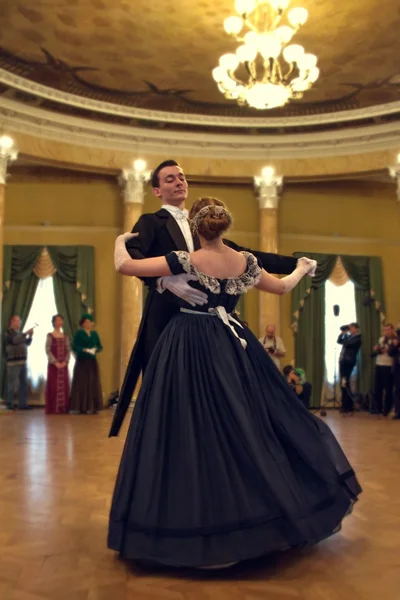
[253,166,283,210]
[389,156,400,202]
[0,135,18,185]
[119,159,151,205]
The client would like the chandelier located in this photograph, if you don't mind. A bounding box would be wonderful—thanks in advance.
[212,0,319,110]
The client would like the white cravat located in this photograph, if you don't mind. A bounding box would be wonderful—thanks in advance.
[161,204,194,252]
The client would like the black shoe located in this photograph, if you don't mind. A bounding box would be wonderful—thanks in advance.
[19,406,33,410]
[392,415,400,420]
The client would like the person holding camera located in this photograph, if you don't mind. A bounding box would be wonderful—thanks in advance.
[282,365,312,408]
[4,315,34,410]
[259,324,286,370]
[337,323,362,415]
[388,325,400,420]
[372,323,396,416]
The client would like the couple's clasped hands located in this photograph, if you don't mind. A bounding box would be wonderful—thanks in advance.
[115,232,318,308]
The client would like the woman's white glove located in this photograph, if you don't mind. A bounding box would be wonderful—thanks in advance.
[281,257,317,293]
[114,232,138,272]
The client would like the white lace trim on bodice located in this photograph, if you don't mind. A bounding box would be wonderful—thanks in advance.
[173,250,261,295]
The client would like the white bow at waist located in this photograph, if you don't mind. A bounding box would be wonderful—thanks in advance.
[180,306,247,349]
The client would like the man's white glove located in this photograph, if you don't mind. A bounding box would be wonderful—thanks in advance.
[158,274,208,307]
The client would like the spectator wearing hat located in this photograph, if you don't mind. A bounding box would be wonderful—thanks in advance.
[282,365,312,409]
[70,314,103,414]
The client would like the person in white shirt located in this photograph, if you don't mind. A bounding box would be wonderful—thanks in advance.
[259,324,286,370]
[372,323,396,416]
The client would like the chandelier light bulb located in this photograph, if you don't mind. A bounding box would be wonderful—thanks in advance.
[258,33,282,59]
[235,0,256,16]
[219,53,240,72]
[397,153,400,164]
[290,77,310,92]
[269,0,290,11]
[306,66,320,83]
[298,53,318,71]
[223,15,243,35]
[283,44,305,64]
[288,7,308,27]
[212,66,228,82]
[244,31,259,48]
[236,43,258,63]
[133,159,147,173]
[0,135,14,150]
[220,77,238,91]
[275,25,295,44]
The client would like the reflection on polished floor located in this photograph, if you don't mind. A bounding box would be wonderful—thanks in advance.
[0,409,399,600]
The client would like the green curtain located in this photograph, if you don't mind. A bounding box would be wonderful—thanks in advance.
[341,255,383,394]
[1,246,42,396]
[291,253,337,407]
[47,246,95,340]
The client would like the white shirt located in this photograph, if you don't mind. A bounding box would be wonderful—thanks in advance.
[375,336,394,367]
[258,334,286,369]
[161,204,194,253]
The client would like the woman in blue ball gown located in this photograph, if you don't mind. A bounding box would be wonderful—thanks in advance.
[108,197,361,569]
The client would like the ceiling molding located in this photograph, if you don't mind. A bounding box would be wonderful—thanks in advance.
[1,97,400,161]
[1,69,400,130]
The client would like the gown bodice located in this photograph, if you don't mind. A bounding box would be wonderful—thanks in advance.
[166,250,262,314]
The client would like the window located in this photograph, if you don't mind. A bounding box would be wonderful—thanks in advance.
[324,278,356,387]
[24,277,75,393]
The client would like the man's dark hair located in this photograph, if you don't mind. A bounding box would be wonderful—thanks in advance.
[151,160,180,188]
[283,365,294,377]
[349,322,360,329]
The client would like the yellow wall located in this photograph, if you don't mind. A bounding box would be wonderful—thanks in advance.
[279,181,400,362]
[4,173,123,401]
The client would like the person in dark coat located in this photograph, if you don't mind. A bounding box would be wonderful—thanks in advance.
[337,322,362,414]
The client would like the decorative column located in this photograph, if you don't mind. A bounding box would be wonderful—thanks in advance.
[254,166,283,336]
[118,159,151,389]
[0,135,18,407]
[389,153,400,203]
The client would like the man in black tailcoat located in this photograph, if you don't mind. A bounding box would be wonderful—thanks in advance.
[110,160,302,436]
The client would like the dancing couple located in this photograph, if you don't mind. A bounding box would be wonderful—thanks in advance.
[108,160,361,569]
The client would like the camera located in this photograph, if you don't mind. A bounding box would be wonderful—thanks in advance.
[340,325,350,332]
[268,346,276,354]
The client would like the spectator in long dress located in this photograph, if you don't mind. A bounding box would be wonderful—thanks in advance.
[45,314,71,414]
[70,314,103,414]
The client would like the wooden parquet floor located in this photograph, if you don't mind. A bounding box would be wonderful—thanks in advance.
[0,409,399,600]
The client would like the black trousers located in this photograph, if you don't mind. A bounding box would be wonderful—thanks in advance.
[374,365,393,415]
[339,362,355,413]
[394,368,400,417]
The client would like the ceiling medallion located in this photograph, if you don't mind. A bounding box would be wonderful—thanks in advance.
[212,0,319,110]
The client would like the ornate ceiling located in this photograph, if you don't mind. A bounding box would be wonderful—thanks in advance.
[0,0,399,131]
